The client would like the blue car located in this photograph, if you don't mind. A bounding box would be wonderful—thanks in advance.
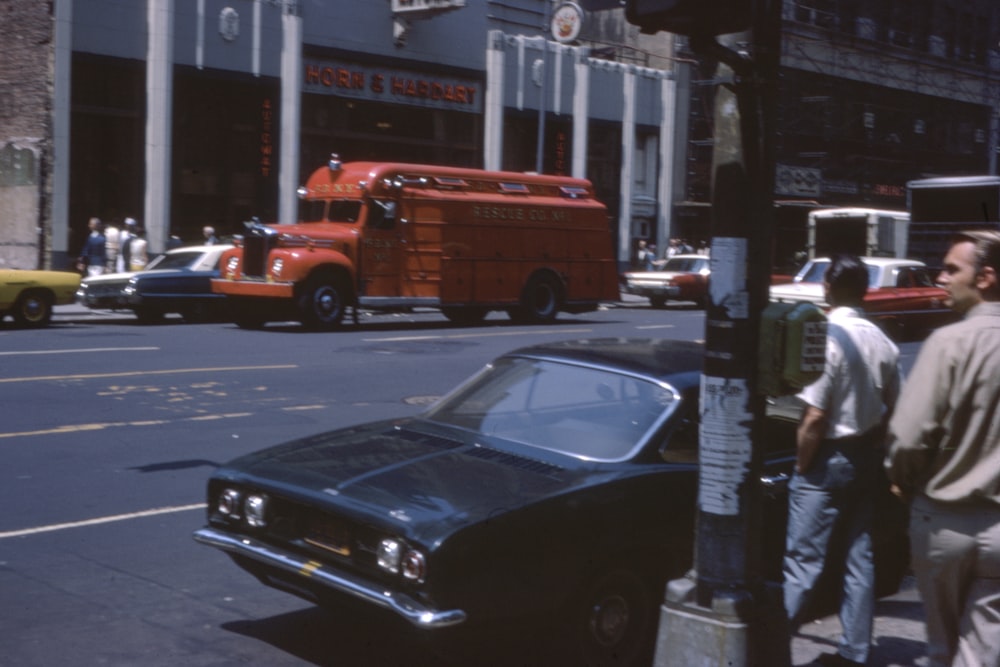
[77,244,232,323]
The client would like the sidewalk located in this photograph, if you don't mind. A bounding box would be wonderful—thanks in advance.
[53,302,134,323]
[791,575,926,666]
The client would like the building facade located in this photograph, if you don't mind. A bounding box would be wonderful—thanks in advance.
[2,0,998,273]
[3,0,680,271]
[678,0,1000,269]
[0,1,53,271]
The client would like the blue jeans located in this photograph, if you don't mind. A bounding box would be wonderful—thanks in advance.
[783,438,877,664]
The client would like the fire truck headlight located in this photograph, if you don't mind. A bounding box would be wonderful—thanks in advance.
[225,256,240,278]
[271,258,284,279]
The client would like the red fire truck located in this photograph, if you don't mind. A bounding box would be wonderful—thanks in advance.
[212,157,619,329]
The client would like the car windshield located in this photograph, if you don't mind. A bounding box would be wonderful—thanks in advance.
[797,260,878,288]
[662,257,707,273]
[423,356,679,461]
[144,251,201,271]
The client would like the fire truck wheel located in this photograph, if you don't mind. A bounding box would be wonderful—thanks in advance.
[510,273,562,324]
[299,276,347,330]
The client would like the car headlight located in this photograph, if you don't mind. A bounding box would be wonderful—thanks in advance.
[244,494,269,528]
[271,258,284,279]
[217,488,242,519]
[377,538,426,582]
[401,549,427,582]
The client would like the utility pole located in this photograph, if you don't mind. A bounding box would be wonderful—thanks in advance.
[625,1,786,664]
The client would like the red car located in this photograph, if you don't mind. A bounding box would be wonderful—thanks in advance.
[620,254,710,308]
[770,257,956,339]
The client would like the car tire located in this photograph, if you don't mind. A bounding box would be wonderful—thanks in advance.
[12,290,53,328]
[298,275,348,330]
[567,566,658,667]
[509,273,562,324]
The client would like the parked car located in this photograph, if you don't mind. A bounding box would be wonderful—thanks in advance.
[193,338,908,665]
[0,268,81,328]
[77,244,232,323]
[769,256,956,339]
[620,254,710,308]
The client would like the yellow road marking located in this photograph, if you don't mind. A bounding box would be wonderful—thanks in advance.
[0,503,207,540]
[364,327,592,342]
[0,364,298,384]
[0,412,254,440]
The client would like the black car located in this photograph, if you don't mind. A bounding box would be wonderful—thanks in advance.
[193,339,907,665]
[76,244,232,323]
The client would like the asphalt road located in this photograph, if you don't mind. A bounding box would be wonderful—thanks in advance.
[1,301,929,666]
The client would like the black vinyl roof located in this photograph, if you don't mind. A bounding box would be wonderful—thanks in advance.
[505,338,704,388]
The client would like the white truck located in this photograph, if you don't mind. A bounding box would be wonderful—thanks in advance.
[806,207,910,260]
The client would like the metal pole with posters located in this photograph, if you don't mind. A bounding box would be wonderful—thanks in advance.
[625,1,786,664]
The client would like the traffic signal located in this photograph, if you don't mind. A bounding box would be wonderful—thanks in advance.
[624,0,752,36]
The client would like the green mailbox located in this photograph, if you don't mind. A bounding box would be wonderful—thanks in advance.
[758,301,827,396]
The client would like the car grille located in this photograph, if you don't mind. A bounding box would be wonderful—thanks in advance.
[85,281,127,298]
[241,228,276,278]
[257,494,386,575]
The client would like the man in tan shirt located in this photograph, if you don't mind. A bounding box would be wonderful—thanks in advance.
[885,230,1000,667]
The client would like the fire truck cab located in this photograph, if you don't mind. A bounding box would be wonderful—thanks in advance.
[212,157,619,329]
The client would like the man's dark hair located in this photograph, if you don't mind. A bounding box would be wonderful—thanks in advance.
[824,254,869,305]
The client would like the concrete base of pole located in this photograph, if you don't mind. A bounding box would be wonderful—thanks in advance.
[653,576,790,667]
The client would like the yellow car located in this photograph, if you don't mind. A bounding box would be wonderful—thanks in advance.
[0,269,82,328]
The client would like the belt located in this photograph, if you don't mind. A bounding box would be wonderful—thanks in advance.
[824,425,883,450]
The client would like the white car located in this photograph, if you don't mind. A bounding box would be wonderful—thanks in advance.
[620,254,710,308]
[770,256,954,338]
[77,244,233,323]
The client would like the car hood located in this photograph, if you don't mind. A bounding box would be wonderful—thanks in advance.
[769,282,826,304]
[220,418,597,541]
[82,270,139,285]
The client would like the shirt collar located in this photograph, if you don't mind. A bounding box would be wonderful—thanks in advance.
[966,302,1000,319]
[828,306,865,321]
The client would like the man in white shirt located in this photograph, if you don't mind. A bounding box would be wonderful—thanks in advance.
[783,254,902,667]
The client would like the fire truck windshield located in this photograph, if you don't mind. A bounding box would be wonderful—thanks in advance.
[299,199,363,223]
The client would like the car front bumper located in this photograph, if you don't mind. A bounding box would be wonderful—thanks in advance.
[193,527,467,629]
[623,283,680,298]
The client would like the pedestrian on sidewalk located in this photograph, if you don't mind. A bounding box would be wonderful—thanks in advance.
[77,217,107,277]
[116,217,137,273]
[783,254,902,667]
[885,230,1000,667]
